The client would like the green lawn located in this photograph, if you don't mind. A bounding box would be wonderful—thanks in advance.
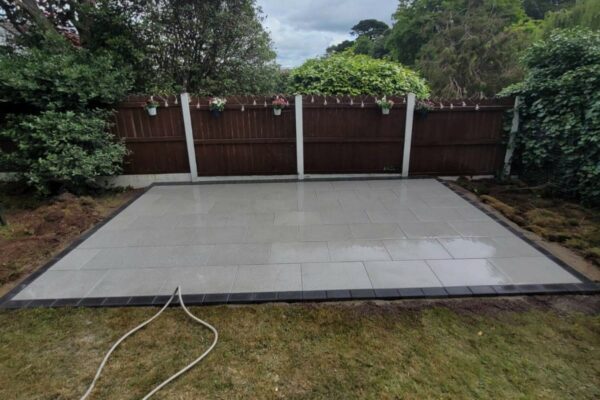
[0,296,598,399]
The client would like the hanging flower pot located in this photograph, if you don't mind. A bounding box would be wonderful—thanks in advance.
[376,96,394,116]
[146,101,159,117]
[209,97,227,118]
[272,95,289,116]
[415,100,435,119]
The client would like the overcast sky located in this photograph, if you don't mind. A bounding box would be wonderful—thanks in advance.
[256,0,398,68]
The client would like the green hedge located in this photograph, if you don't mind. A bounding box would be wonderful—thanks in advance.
[288,53,430,98]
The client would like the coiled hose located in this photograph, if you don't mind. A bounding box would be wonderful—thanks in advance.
[79,286,218,400]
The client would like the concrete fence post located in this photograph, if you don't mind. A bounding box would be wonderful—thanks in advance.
[180,92,198,182]
[502,96,520,179]
[402,93,416,177]
[295,94,304,179]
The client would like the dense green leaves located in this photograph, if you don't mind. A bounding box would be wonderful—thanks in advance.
[0,111,127,195]
[502,29,600,206]
[0,37,131,111]
[288,53,430,98]
[0,36,130,195]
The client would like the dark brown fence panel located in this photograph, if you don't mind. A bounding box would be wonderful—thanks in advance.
[410,100,512,175]
[112,96,189,174]
[190,97,296,176]
[303,96,406,173]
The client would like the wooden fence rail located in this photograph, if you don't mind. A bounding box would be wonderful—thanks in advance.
[107,95,512,178]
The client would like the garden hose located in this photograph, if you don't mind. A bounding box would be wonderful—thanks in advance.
[79,286,218,400]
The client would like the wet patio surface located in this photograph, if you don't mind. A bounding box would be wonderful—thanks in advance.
[3,179,592,307]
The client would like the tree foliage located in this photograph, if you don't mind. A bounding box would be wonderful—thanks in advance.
[351,19,389,39]
[288,53,430,98]
[542,0,600,32]
[501,29,600,206]
[0,36,129,195]
[386,0,533,98]
[0,0,279,95]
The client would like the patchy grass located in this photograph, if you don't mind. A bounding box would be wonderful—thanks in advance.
[454,178,600,266]
[0,183,138,296]
[0,296,598,399]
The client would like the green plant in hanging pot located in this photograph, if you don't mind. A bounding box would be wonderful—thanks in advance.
[376,96,394,115]
[415,100,435,118]
[146,100,159,116]
[209,97,227,117]
[272,96,289,116]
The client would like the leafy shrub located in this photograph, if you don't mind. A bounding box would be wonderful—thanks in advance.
[501,29,600,206]
[288,53,430,98]
[0,36,131,195]
[0,111,127,196]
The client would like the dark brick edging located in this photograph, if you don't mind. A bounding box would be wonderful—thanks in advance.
[1,283,598,309]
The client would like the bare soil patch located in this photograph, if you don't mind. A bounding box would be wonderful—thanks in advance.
[0,185,138,296]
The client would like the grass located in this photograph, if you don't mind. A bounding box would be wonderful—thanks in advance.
[0,297,598,399]
[453,178,600,266]
[0,183,137,296]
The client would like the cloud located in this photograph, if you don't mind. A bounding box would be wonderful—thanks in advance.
[256,0,398,67]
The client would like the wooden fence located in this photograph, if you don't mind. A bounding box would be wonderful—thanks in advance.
[109,95,513,177]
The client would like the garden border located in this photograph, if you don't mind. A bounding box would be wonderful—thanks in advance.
[1,177,598,309]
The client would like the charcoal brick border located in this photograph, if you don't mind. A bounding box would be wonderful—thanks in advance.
[1,177,598,310]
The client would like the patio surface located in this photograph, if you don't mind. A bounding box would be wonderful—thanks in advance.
[5,179,589,306]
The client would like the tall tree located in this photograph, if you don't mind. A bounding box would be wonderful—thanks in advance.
[0,0,279,94]
[351,19,389,39]
[386,0,534,98]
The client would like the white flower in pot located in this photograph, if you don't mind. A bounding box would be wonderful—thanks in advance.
[272,96,289,116]
[209,97,227,117]
[376,96,394,115]
[146,101,159,116]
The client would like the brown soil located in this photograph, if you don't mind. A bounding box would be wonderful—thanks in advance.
[452,177,600,280]
[0,189,139,297]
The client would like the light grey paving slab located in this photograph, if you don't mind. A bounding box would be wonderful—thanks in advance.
[87,268,171,297]
[274,211,322,226]
[233,264,302,292]
[269,242,330,263]
[455,206,492,221]
[320,209,371,224]
[302,262,372,290]
[79,227,246,248]
[366,209,419,224]
[50,249,101,270]
[365,261,443,288]
[165,266,238,294]
[449,221,513,237]
[349,223,406,240]
[208,244,270,266]
[383,239,452,260]
[410,207,465,222]
[299,225,353,241]
[13,269,108,300]
[438,237,542,259]
[328,240,391,262]
[245,226,300,243]
[427,259,512,286]
[398,221,461,239]
[82,245,213,269]
[489,257,581,284]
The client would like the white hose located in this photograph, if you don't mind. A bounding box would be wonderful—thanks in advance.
[79,286,218,400]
